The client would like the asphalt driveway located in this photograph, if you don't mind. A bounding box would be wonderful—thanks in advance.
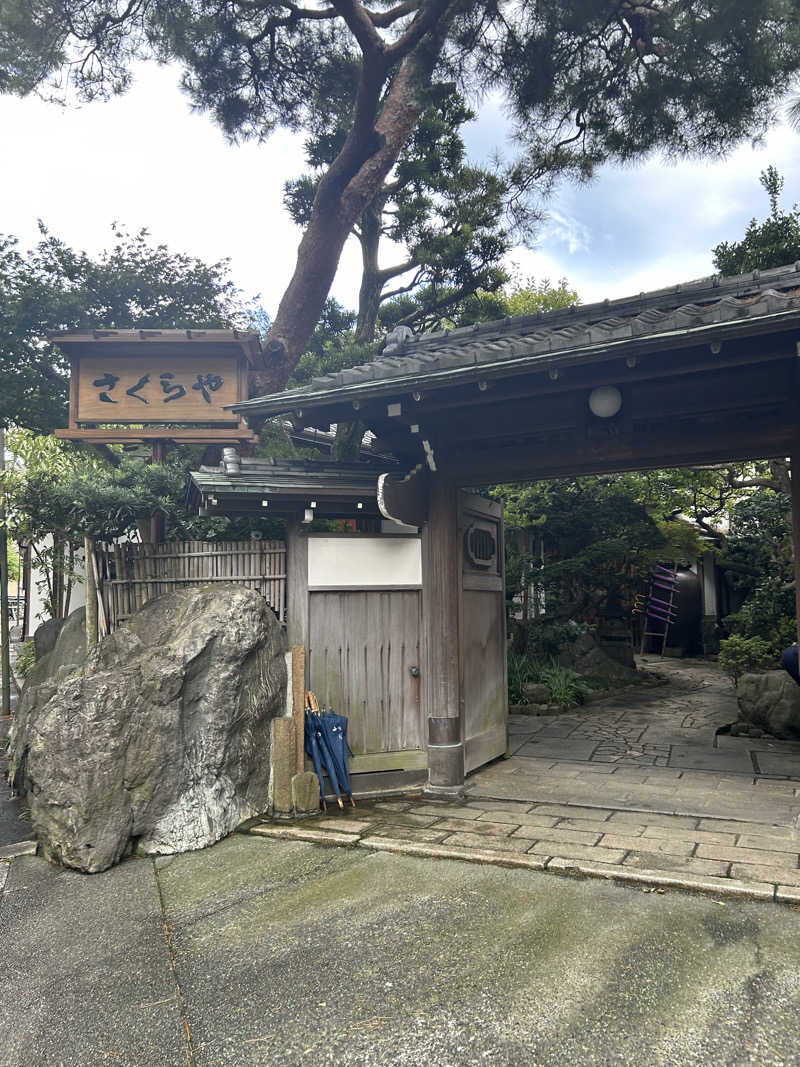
[3,834,800,1066]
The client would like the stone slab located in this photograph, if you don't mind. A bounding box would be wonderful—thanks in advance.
[475,810,559,828]
[668,745,755,774]
[527,841,627,864]
[642,826,736,847]
[441,831,530,853]
[433,817,515,837]
[599,834,694,857]
[511,825,601,846]
[249,825,359,846]
[729,863,800,887]
[622,852,730,877]
[735,832,800,854]
[291,771,320,816]
[696,843,799,868]
[0,841,37,860]
[365,825,450,844]
[515,740,598,760]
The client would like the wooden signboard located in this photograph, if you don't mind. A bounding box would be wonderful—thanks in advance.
[76,354,241,424]
[51,329,261,444]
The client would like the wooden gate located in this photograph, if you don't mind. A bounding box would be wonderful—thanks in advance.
[308,589,424,773]
[459,492,508,774]
[95,540,286,633]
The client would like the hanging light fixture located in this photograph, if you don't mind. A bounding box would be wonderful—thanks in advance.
[588,386,623,418]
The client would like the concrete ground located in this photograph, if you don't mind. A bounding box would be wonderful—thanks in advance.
[4,834,800,1066]
[0,636,33,859]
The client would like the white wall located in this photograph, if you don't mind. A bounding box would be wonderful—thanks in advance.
[307,536,421,589]
[27,536,86,631]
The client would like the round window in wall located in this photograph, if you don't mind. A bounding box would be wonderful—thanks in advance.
[464,523,497,570]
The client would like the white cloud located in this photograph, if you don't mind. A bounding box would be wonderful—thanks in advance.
[3,63,800,320]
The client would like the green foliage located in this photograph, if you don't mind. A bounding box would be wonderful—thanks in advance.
[5,430,284,552]
[538,662,594,708]
[723,578,796,657]
[7,2,800,169]
[6,2,800,375]
[713,167,800,276]
[15,640,36,680]
[0,224,258,433]
[718,634,774,683]
[507,649,542,705]
[498,477,675,620]
[382,274,579,335]
[287,80,516,339]
[507,649,593,707]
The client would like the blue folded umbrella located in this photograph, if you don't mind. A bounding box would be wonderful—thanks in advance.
[317,709,354,805]
[304,709,345,810]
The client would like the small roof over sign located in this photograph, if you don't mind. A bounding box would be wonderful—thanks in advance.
[48,328,265,367]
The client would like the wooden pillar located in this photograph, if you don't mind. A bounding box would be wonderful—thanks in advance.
[792,443,800,650]
[285,521,309,652]
[149,439,166,544]
[421,478,463,792]
[84,536,98,653]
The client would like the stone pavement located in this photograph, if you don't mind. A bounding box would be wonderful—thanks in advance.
[474,658,800,827]
[5,834,800,1066]
[246,793,800,904]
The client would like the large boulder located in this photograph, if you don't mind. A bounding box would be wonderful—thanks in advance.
[9,585,286,872]
[558,630,636,683]
[737,671,800,740]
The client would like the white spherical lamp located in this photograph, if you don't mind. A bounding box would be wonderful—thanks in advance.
[588,386,622,419]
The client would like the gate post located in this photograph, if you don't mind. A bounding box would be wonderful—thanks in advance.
[421,478,464,793]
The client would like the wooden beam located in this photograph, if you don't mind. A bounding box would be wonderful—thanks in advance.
[440,410,795,485]
[55,427,258,443]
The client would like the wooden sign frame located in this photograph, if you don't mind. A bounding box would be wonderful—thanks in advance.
[52,329,262,445]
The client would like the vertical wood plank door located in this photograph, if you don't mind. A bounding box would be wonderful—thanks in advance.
[308,590,422,759]
[459,492,509,774]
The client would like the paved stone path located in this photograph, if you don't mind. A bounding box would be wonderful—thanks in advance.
[247,792,800,904]
[510,657,800,777]
[246,661,800,903]
[471,658,800,827]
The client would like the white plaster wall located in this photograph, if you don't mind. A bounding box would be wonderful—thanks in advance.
[28,536,86,629]
[307,536,421,588]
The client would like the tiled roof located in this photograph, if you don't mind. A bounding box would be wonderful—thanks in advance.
[191,456,383,496]
[233,263,800,416]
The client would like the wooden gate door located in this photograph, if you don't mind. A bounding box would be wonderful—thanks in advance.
[459,492,508,774]
[308,589,424,774]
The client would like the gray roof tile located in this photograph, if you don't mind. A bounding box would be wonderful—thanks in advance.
[233,264,800,416]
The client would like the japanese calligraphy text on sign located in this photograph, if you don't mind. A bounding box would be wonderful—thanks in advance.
[76,356,241,424]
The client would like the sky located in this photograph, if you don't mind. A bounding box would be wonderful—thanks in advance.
[2,62,800,316]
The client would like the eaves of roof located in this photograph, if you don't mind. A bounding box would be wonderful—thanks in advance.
[233,278,800,418]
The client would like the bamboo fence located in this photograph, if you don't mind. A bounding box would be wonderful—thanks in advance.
[94,540,286,634]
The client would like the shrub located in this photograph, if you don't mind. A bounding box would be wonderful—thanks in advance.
[507,650,594,707]
[15,640,36,680]
[507,650,544,705]
[718,635,774,684]
[538,662,594,707]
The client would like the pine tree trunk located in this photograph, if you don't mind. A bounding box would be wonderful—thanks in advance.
[251,13,455,396]
[355,201,384,344]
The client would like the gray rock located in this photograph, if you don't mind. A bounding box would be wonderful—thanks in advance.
[522,682,550,704]
[32,615,68,661]
[737,671,800,740]
[9,586,286,872]
[558,630,636,682]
